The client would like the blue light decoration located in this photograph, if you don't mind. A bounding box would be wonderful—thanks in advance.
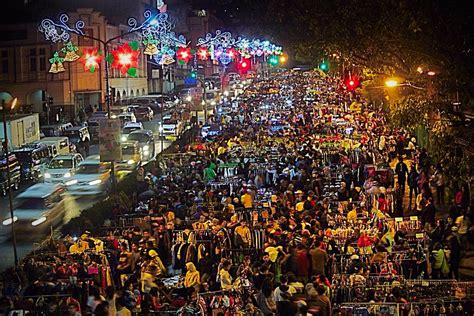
[128,9,187,65]
[218,52,232,66]
[38,13,85,43]
[197,30,238,65]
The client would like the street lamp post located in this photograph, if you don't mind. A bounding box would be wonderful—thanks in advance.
[158,125,164,153]
[1,98,18,267]
[39,9,186,189]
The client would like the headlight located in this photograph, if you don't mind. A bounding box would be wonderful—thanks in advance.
[121,135,127,141]
[89,179,102,186]
[2,216,18,226]
[127,160,135,165]
[63,172,71,178]
[65,179,78,186]
[44,173,51,179]
[31,217,47,227]
[143,145,150,151]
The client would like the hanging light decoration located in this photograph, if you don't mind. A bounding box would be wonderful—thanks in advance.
[48,51,65,73]
[111,42,140,76]
[196,47,209,61]
[143,35,159,57]
[226,48,238,60]
[176,47,192,65]
[61,41,80,62]
[80,48,102,73]
[218,52,232,66]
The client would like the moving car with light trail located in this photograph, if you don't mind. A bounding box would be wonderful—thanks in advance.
[126,130,155,160]
[120,122,143,142]
[65,155,111,196]
[43,153,83,183]
[0,184,71,239]
[116,141,141,174]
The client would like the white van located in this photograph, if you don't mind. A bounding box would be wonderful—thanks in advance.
[35,136,71,155]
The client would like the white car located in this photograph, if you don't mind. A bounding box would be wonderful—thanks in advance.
[65,155,111,196]
[116,112,137,126]
[121,122,144,142]
[0,184,70,239]
[43,153,84,183]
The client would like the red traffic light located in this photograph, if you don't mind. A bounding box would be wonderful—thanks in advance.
[238,59,251,73]
[345,76,360,90]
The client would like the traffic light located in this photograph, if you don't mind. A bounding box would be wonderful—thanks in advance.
[190,70,197,79]
[268,55,279,66]
[49,96,53,106]
[238,59,251,74]
[319,61,329,72]
[344,76,360,91]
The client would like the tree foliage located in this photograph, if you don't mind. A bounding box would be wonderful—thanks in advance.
[224,0,473,89]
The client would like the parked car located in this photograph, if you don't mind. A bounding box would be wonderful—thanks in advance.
[40,125,62,137]
[127,130,155,160]
[43,153,84,184]
[0,184,70,238]
[134,106,154,121]
[121,122,144,142]
[65,155,111,196]
[12,143,52,182]
[0,153,21,196]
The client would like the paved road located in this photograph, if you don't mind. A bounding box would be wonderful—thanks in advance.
[0,133,171,271]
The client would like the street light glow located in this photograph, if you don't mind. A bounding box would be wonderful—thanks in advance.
[385,79,399,87]
[11,98,18,110]
[427,71,436,76]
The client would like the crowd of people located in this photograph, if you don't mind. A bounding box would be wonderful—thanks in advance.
[1,70,472,315]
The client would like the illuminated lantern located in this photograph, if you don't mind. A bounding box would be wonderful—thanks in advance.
[80,48,102,73]
[143,35,159,57]
[61,42,80,62]
[48,51,65,73]
[111,42,140,76]
[176,47,192,65]
[197,47,209,61]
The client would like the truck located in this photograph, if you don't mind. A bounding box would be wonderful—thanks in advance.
[0,113,40,149]
[0,152,21,196]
